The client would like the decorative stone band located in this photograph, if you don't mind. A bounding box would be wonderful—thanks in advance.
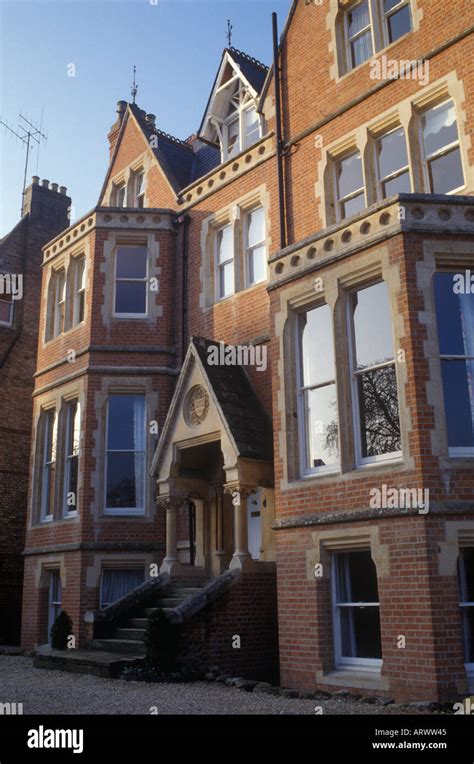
[268,194,474,291]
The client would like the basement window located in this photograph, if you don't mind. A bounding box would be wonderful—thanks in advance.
[332,550,382,669]
[433,272,474,456]
[348,281,401,465]
[100,568,145,608]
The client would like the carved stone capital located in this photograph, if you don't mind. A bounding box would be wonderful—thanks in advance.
[156,496,188,512]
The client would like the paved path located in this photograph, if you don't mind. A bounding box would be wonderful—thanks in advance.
[0,657,422,715]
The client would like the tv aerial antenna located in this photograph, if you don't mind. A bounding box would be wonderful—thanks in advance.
[0,111,48,216]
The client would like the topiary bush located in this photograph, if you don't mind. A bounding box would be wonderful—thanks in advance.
[144,609,181,672]
[50,610,73,650]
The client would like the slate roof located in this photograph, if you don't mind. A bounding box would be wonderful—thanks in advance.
[192,336,273,462]
[227,47,269,94]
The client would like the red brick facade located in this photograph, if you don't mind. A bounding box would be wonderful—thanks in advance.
[18,0,474,702]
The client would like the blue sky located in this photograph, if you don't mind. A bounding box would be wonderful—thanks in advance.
[0,0,291,236]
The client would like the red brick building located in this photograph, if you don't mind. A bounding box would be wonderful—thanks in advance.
[0,179,71,644]
[22,0,474,702]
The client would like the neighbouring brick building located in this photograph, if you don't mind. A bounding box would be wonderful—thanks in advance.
[0,179,71,644]
[21,0,474,702]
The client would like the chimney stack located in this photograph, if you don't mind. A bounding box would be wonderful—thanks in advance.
[22,176,71,233]
[146,114,156,127]
[107,100,128,160]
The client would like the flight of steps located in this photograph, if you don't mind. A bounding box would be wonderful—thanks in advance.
[34,578,209,677]
[92,582,208,656]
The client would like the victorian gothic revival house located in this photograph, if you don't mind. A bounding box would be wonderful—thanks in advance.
[19,0,474,703]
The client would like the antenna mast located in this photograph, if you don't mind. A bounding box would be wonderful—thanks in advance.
[0,112,47,217]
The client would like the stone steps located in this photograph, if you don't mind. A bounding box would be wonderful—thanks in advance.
[34,648,141,678]
[92,638,146,656]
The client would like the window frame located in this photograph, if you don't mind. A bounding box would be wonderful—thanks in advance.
[347,280,402,467]
[296,303,340,478]
[331,550,383,671]
[244,206,267,288]
[63,400,80,518]
[419,99,465,196]
[135,172,145,208]
[104,393,147,517]
[344,0,375,73]
[72,256,86,327]
[333,150,366,222]
[0,274,14,327]
[434,270,474,458]
[458,549,474,677]
[40,409,57,523]
[113,245,149,319]
[214,223,235,301]
[374,124,411,200]
[53,269,66,338]
[380,0,412,47]
[47,570,62,641]
[116,184,127,208]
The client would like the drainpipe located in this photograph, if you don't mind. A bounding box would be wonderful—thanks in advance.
[176,213,190,360]
[272,11,286,250]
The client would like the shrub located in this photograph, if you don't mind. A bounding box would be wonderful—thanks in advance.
[144,609,181,672]
[50,611,73,650]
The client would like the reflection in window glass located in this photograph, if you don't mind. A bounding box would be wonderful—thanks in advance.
[376,127,411,198]
[383,0,411,44]
[115,246,147,315]
[106,395,146,512]
[350,282,401,460]
[64,401,80,516]
[434,272,474,452]
[421,101,464,194]
[335,152,365,220]
[299,304,339,471]
[334,551,382,662]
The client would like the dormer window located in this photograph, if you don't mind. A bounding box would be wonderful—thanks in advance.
[199,50,266,164]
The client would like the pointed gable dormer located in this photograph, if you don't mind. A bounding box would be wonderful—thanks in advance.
[199,48,269,164]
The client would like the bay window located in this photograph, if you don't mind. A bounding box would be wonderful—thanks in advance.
[298,303,339,474]
[434,272,474,456]
[332,550,382,668]
[114,245,148,316]
[105,394,146,515]
[421,100,464,194]
[348,281,401,464]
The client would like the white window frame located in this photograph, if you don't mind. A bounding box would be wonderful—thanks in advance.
[347,282,402,467]
[63,400,80,518]
[344,0,375,73]
[104,394,146,517]
[380,0,412,48]
[331,550,382,671]
[48,570,62,641]
[216,78,262,163]
[215,224,234,301]
[41,409,57,523]
[419,99,465,196]
[135,172,145,208]
[72,256,86,327]
[244,206,267,287]
[374,125,411,200]
[113,245,148,319]
[53,270,66,337]
[116,184,127,207]
[334,150,366,222]
[296,306,340,478]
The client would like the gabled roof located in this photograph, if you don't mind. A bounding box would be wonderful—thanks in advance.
[198,47,269,140]
[151,336,273,477]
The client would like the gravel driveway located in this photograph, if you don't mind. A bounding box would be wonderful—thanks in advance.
[0,656,427,715]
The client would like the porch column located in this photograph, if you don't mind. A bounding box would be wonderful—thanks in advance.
[193,498,205,567]
[159,497,185,575]
[225,485,256,571]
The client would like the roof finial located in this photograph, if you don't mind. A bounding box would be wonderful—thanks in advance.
[131,65,138,104]
[226,19,233,48]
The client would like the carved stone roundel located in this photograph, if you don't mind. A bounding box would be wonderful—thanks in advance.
[185,385,210,427]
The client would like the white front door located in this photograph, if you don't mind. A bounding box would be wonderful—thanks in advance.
[247,490,262,560]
